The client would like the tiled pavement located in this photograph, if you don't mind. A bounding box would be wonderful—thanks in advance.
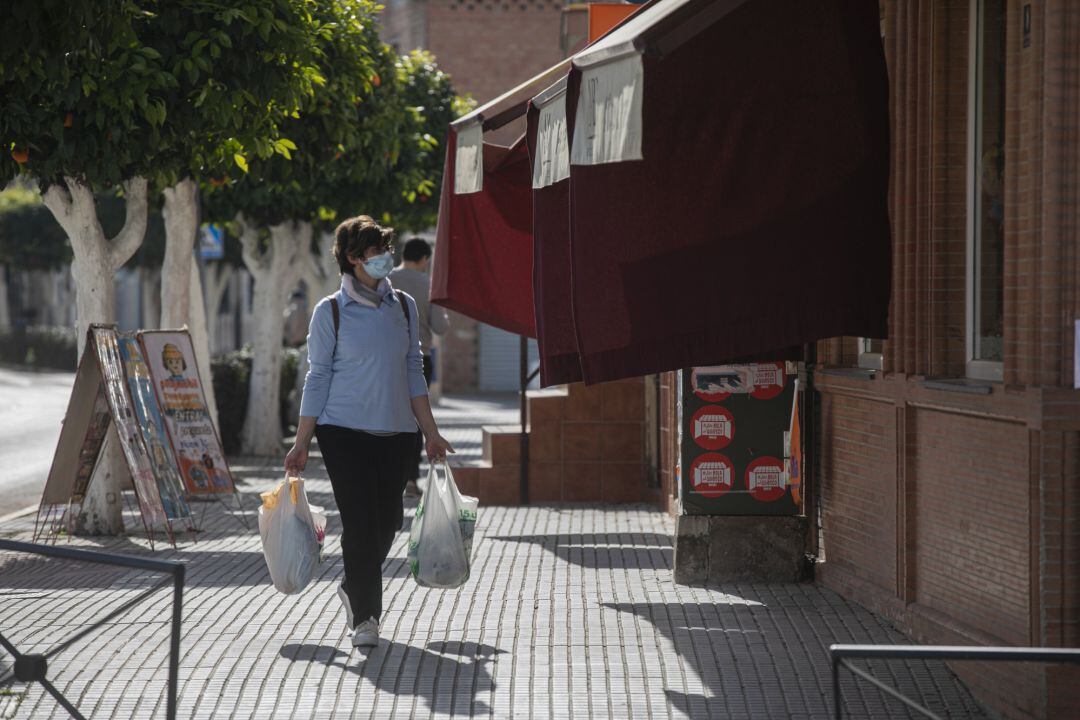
[0,400,988,719]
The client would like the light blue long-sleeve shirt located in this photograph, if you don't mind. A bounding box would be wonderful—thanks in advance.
[299,279,428,433]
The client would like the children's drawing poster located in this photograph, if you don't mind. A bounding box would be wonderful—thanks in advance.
[118,335,194,523]
[139,330,234,494]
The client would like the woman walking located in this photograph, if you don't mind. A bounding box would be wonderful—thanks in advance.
[284,216,454,648]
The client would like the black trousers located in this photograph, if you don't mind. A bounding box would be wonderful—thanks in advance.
[315,424,413,625]
[406,355,435,482]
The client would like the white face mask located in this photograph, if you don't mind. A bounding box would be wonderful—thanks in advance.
[362,252,394,280]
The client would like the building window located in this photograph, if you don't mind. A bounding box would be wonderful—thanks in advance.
[966,0,1006,381]
[857,338,883,371]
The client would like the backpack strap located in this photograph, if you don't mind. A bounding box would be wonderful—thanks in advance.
[328,296,340,359]
[395,290,411,332]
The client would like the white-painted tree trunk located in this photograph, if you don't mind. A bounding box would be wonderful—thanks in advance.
[160,178,198,328]
[41,176,148,535]
[161,178,222,434]
[302,231,339,299]
[238,217,308,456]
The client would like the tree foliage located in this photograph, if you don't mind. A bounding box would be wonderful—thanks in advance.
[1,1,174,189]
[138,0,322,186]
[204,0,391,227]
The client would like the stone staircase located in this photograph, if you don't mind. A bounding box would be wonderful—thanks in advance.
[449,378,649,504]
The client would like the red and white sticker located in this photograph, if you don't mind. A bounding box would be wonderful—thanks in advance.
[691,406,734,450]
[746,456,786,502]
[690,453,734,498]
[749,362,786,401]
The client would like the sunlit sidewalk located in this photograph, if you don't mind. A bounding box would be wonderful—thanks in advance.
[0,397,987,719]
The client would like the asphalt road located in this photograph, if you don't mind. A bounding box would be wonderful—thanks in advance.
[0,366,74,517]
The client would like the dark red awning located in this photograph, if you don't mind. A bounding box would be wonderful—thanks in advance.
[527,93,582,386]
[430,129,536,337]
[555,0,891,384]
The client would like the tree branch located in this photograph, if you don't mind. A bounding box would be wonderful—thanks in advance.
[237,213,271,277]
[107,177,149,271]
[40,182,76,238]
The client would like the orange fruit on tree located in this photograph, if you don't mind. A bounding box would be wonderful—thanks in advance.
[11,148,29,164]
[64,112,74,128]
[371,73,381,88]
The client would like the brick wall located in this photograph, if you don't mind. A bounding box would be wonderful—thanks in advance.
[795,3,1080,717]
[819,392,897,595]
[909,409,1030,644]
[424,0,566,104]
[381,0,427,52]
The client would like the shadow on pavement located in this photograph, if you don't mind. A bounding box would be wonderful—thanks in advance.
[279,640,504,716]
[486,532,672,570]
[604,600,989,720]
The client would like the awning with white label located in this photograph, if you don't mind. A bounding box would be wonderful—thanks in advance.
[527,77,582,385]
[431,129,536,336]
[431,7,646,338]
[556,0,891,384]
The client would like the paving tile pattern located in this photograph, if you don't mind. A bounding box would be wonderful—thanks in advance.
[0,393,986,719]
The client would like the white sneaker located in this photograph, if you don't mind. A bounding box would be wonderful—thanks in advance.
[337,580,354,631]
[352,617,379,648]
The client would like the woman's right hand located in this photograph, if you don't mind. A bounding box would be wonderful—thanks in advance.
[284,443,308,476]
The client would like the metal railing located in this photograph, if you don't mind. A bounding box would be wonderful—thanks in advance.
[0,539,184,720]
[830,643,1080,720]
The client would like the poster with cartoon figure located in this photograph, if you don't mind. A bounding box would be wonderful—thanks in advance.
[118,335,195,523]
[139,330,235,494]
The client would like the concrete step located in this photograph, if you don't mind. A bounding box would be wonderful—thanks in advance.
[481,424,524,466]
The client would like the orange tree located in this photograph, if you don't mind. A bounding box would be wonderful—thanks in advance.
[203,0,400,455]
[0,0,321,533]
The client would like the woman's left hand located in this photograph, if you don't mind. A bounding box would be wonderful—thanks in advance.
[426,433,455,463]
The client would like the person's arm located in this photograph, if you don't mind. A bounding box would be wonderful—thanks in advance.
[285,416,316,475]
[284,301,333,473]
[404,296,454,460]
[429,302,449,337]
[411,394,454,462]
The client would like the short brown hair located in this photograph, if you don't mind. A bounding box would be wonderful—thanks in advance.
[332,216,395,275]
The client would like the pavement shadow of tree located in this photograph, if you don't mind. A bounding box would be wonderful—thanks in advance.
[485,532,672,570]
[279,640,504,716]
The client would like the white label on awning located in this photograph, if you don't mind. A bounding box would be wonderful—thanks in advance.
[571,54,644,166]
[454,123,483,195]
[532,93,570,189]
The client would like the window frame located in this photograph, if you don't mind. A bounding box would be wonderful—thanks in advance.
[965,0,1005,383]
[857,338,884,371]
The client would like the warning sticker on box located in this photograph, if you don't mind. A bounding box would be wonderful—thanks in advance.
[690,453,734,498]
[691,406,734,450]
[746,456,786,502]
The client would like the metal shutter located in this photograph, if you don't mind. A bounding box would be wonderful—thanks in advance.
[478,323,540,391]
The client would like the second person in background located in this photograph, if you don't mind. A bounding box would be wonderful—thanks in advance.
[390,237,449,497]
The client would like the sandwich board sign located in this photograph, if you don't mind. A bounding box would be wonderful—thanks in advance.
[37,326,236,548]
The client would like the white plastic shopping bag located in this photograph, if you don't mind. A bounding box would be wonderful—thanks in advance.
[408,462,479,588]
[259,475,327,594]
